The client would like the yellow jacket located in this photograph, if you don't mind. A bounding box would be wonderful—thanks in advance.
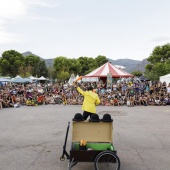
[77,87,100,113]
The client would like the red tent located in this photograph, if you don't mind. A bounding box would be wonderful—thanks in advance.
[84,62,133,78]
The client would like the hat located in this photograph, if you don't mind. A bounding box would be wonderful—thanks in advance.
[89,114,100,122]
[72,113,84,122]
[101,114,113,122]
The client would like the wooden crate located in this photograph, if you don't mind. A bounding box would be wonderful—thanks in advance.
[72,121,113,143]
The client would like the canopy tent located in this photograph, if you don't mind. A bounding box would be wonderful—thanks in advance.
[114,65,125,69]
[139,76,149,81]
[29,76,38,80]
[38,76,47,80]
[75,75,82,83]
[84,62,133,78]
[15,75,22,79]
[0,78,11,82]
[68,74,76,85]
[160,73,170,84]
[75,75,79,80]
[11,77,31,83]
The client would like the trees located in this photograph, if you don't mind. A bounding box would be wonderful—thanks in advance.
[0,50,108,79]
[0,50,24,77]
[77,57,93,75]
[94,55,108,67]
[53,56,70,80]
[53,55,108,81]
[0,50,48,77]
[47,67,56,81]
[131,70,143,77]
[53,56,82,80]
[144,43,170,81]
[24,55,48,77]
[77,55,108,75]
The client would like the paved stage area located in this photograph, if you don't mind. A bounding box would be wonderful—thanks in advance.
[0,105,170,170]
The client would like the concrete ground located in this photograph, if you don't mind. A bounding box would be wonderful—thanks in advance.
[0,105,170,170]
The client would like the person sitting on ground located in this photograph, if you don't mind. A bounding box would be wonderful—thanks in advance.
[105,98,112,106]
[62,94,67,105]
[139,94,147,106]
[69,96,77,105]
[7,94,14,107]
[134,94,140,105]
[77,95,83,105]
[37,94,44,105]
[2,96,10,108]
[160,93,165,105]
[155,95,161,106]
[0,94,2,109]
[112,96,120,106]
[129,95,135,106]
[100,96,105,106]
[119,96,124,106]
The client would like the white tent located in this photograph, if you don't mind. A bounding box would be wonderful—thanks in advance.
[114,65,125,69]
[0,78,11,82]
[68,74,76,85]
[160,73,170,84]
[38,76,47,80]
[29,76,37,80]
[11,77,31,83]
[82,77,99,82]
[15,75,22,78]
[75,75,82,83]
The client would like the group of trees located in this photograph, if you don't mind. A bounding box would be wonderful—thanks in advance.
[53,56,108,80]
[0,50,48,78]
[144,43,170,81]
[0,50,108,80]
[1,43,170,81]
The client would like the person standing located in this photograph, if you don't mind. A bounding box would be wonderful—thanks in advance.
[167,83,170,94]
[74,82,100,120]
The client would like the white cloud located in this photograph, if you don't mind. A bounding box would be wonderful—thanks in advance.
[0,0,26,19]
[26,0,58,8]
[149,36,170,43]
[0,0,56,44]
[26,16,58,22]
[0,0,27,43]
[0,31,25,43]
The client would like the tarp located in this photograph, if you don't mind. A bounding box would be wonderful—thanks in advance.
[160,73,170,84]
[84,62,133,78]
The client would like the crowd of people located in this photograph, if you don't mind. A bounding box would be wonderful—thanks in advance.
[0,79,170,109]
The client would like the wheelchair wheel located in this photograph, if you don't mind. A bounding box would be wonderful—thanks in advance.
[94,151,120,170]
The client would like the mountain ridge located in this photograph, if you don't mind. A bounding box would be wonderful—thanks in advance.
[22,51,149,73]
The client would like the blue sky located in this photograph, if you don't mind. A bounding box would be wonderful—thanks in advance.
[0,0,170,61]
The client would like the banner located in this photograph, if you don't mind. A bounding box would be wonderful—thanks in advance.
[107,73,112,88]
